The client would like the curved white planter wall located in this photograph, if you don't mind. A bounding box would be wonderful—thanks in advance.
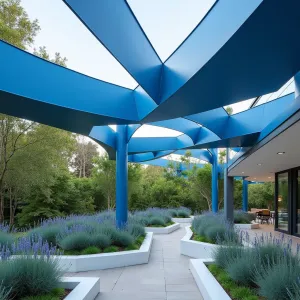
[234,222,259,230]
[58,232,153,272]
[145,223,180,234]
[180,226,219,259]
[190,259,231,300]
[172,216,193,223]
[60,277,100,300]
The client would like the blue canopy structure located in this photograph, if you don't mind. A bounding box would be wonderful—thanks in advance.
[1,0,300,226]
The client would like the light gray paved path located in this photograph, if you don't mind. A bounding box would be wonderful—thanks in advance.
[65,225,203,300]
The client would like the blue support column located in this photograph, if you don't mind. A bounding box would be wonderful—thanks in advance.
[116,125,128,228]
[224,149,234,223]
[242,179,248,212]
[211,149,218,213]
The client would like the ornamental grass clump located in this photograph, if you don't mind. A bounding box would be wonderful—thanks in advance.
[26,210,146,254]
[177,209,189,218]
[0,237,62,300]
[112,231,134,247]
[28,225,61,245]
[234,210,256,224]
[192,212,238,245]
[212,232,300,300]
[255,258,300,300]
[89,234,111,249]
[0,255,62,299]
[58,232,91,251]
[0,232,15,249]
[149,216,165,226]
[287,281,300,300]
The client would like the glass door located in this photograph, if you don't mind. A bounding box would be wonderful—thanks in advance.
[276,172,289,232]
[294,170,300,235]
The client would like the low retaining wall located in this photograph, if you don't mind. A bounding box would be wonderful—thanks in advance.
[60,277,100,300]
[190,259,230,300]
[172,216,193,223]
[180,226,219,259]
[234,222,259,230]
[145,223,180,234]
[57,232,153,272]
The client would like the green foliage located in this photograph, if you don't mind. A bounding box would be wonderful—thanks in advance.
[0,282,10,300]
[103,246,119,253]
[208,264,259,300]
[89,234,111,249]
[226,250,256,286]
[0,256,62,299]
[127,223,145,237]
[193,234,214,244]
[0,231,14,247]
[192,214,238,245]
[230,287,255,299]
[81,246,101,255]
[234,211,255,224]
[248,182,274,210]
[213,232,300,300]
[287,281,300,300]
[149,216,165,226]
[17,173,95,227]
[205,225,227,243]
[113,231,134,247]
[33,46,67,67]
[124,244,139,251]
[28,226,61,245]
[177,210,189,218]
[71,139,98,178]
[21,287,65,300]
[255,259,300,300]
[58,232,91,251]
[135,235,145,247]
[0,0,40,49]
[213,244,244,269]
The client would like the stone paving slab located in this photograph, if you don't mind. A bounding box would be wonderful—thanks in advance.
[66,225,203,300]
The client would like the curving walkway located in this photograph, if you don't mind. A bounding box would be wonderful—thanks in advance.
[65,225,203,300]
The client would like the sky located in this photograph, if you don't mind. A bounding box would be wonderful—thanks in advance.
[20,0,251,145]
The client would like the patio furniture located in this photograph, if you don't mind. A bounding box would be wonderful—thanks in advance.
[257,209,271,224]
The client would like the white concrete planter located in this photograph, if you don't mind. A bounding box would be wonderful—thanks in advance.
[172,216,193,223]
[180,226,219,259]
[145,223,180,234]
[57,232,153,272]
[234,222,259,230]
[59,277,100,300]
[190,259,231,300]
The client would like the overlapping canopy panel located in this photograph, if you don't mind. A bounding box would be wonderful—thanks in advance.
[1,0,300,163]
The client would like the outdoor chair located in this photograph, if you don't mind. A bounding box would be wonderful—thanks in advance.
[257,209,271,224]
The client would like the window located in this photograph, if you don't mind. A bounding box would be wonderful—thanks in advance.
[277,172,289,231]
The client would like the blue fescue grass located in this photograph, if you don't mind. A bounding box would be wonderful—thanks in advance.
[213,230,300,299]
[192,212,239,245]
[0,207,192,253]
[0,255,62,299]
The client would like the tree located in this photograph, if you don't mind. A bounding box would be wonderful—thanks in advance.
[2,123,75,225]
[0,0,40,49]
[34,46,67,67]
[248,182,274,210]
[92,155,142,210]
[180,150,193,170]
[189,164,213,210]
[92,155,116,209]
[219,149,226,164]
[17,172,95,227]
[72,137,98,178]
[225,106,233,115]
